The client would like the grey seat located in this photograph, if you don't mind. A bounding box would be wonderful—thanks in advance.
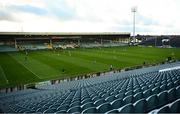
[81,98,91,104]
[134,92,143,101]
[133,98,147,113]
[160,84,167,92]
[118,103,134,113]
[57,104,69,111]
[169,99,180,113]
[43,108,57,113]
[110,91,118,96]
[146,94,158,112]
[97,102,111,113]
[105,95,116,102]
[81,102,94,110]
[115,93,124,99]
[143,89,152,98]
[134,88,141,93]
[157,105,170,113]
[70,101,81,107]
[176,85,180,97]
[94,99,105,107]
[142,86,148,91]
[81,107,97,113]
[149,84,155,90]
[123,95,134,104]
[92,96,100,102]
[118,89,126,94]
[168,88,176,102]
[67,106,81,113]
[125,90,133,96]
[36,107,48,112]
[157,91,168,107]
[55,110,66,113]
[24,110,36,113]
[167,82,173,90]
[174,80,179,87]
[152,86,160,95]
[105,109,119,114]
[111,98,123,109]
[49,104,61,109]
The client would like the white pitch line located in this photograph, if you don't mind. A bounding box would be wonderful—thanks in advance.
[8,54,42,79]
[0,66,9,84]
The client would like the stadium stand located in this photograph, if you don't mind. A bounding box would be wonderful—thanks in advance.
[139,37,180,47]
[0,45,17,52]
[0,62,179,113]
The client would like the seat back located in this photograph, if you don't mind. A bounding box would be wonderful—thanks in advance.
[133,98,147,113]
[119,103,134,113]
[146,94,158,112]
[81,107,97,113]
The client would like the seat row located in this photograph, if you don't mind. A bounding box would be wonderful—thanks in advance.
[149,98,180,113]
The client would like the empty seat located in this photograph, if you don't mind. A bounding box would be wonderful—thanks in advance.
[152,87,160,95]
[115,93,124,99]
[57,104,69,111]
[81,102,94,110]
[174,80,179,87]
[125,90,133,96]
[142,86,148,91]
[97,102,111,113]
[149,84,155,90]
[168,88,176,102]
[43,108,57,113]
[176,85,180,97]
[70,101,81,107]
[118,89,126,94]
[134,92,143,101]
[105,109,119,114]
[81,107,97,113]
[55,110,66,113]
[133,98,147,113]
[169,99,180,113]
[134,88,141,93]
[157,105,170,113]
[94,99,105,107]
[105,95,116,102]
[157,91,168,107]
[67,106,81,113]
[160,84,167,92]
[119,103,134,113]
[123,95,134,104]
[110,91,118,96]
[167,82,173,90]
[92,96,100,102]
[146,94,158,112]
[111,98,123,109]
[36,107,48,112]
[143,89,152,98]
[81,98,91,104]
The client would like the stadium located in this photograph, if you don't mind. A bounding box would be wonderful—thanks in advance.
[0,0,180,113]
[0,31,180,113]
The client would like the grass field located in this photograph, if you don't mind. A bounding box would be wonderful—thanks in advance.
[0,46,180,88]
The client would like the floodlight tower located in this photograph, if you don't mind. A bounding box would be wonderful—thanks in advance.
[131,7,137,44]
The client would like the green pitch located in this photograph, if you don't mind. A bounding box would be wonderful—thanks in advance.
[0,46,180,88]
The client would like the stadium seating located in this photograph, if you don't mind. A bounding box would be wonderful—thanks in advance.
[0,62,180,113]
[0,45,17,52]
[139,37,180,47]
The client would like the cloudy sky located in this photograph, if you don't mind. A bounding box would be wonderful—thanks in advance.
[0,0,180,35]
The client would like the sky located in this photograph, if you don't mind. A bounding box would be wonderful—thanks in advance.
[0,0,180,35]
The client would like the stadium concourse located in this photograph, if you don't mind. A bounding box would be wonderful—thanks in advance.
[0,62,180,113]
